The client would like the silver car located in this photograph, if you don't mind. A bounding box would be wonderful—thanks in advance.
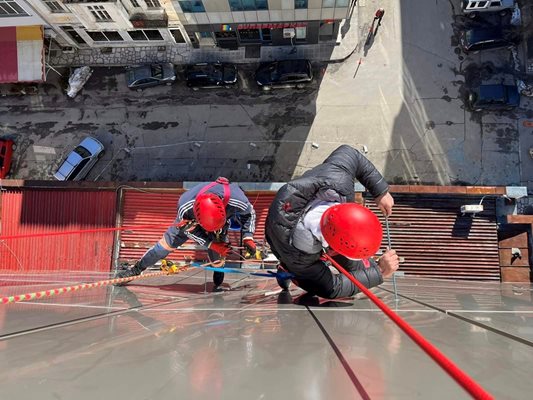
[462,0,515,18]
[54,137,105,181]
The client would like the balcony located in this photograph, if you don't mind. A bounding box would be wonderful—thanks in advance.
[130,10,168,28]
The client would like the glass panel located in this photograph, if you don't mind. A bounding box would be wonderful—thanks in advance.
[74,146,91,159]
[104,31,123,41]
[170,29,186,43]
[294,0,307,8]
[322,0,334,7]
[228,0,242,11]
[87,31,108,41]
[178,0,193,12]
[191,0,205,12]
[241,0,255,10]
[144,30,164,40]
[296,26,306,39]
[335,0,349,6]
[128,30,147,40]
[255,0,268,9]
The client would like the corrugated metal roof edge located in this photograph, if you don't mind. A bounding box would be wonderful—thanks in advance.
[0,180,515,196]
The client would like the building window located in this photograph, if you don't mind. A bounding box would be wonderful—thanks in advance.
[61,26,88,45]
[88,5,113,21]
[0,0,27,16]
[42,0,68,13]
[88,31,124,41]
[170,29,185,43]
[145,0,161,8]
[228,0,267,11]
[178,0,205,12]
[335,0,349,6]
[199,31,211,38]
[294,0,307,8]
[295,26,306,39]
[322,0,334,7]
[127,29,164,40]
[130,0,140,6]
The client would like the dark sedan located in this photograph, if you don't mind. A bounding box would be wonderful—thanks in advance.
[185,62,238,90]
[255,59,313,91]
[126,63,176,90]
[460,26,520,53]
[467,83,520,111]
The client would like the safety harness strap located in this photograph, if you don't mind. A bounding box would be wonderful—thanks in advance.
[197,177,231,206]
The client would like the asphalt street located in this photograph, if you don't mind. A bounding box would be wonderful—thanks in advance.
[1,0,533,187]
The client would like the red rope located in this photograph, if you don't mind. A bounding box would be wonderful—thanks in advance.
[0,223,184,241]
[323,254,493,400]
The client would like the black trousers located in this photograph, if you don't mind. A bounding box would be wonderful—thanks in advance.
[287,254,383,299]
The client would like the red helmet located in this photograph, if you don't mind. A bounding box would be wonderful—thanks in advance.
[193,193,227,232]
[320,203,382,259]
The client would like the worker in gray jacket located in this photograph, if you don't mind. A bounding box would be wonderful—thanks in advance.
[116,177,257,290]
[266,145,399,298]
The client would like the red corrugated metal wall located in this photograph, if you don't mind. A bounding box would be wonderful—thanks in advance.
[117,190,275,264]
[118,190,500,281]
[368,194,500,281]
[0,189,117,273]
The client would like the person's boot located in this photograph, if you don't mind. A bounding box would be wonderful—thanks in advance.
[276,265,292,291]
[213,271,225,291]
[113,262,143,286]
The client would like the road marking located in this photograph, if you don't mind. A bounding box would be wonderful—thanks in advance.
[32,145,56,155]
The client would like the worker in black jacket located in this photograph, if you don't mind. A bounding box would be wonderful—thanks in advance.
[116,177,257,290]
[265,145,399,299]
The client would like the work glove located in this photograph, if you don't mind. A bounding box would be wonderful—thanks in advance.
[243,238,262,260]
[243,238,256,253]
[208,241,231,257]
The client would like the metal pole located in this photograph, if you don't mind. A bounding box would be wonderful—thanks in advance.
[385,216,398,301]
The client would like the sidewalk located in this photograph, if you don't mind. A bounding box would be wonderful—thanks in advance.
[49,8,360,67]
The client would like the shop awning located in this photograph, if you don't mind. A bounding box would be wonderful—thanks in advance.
[0,25,44,83]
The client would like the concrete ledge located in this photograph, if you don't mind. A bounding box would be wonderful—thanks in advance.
[0,179,511,196]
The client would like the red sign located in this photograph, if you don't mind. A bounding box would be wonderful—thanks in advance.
[237,22,307,30]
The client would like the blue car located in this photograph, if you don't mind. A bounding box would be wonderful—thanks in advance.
[467,83,520,111]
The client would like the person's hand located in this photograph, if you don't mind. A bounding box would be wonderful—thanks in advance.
[243,238,257,258]
[177,219,197,232]
[208,241,231,257]
[378,249,399,278]
[375,192,394,216]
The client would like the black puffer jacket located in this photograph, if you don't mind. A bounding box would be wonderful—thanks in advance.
[266,145,389,273]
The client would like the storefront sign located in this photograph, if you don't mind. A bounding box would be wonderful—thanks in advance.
[237,22,307,30]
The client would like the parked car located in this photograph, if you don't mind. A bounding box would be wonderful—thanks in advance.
[467,83,520,111]
[462,0,515,18]
[255,59,313,91]
[185,62,238,90]
[54,137,105,181]
[460,25,520,52]
[0,138,14,179]
[126,63,176,90]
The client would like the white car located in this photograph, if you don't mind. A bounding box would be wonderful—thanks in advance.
[54,137,105,181]
[462,0,515,18]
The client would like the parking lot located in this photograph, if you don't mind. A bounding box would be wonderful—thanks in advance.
[1,0,533,188]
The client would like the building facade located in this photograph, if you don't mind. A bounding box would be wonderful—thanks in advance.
[0,0,46,82]
[0,0,46,26]
[18,0,348,51]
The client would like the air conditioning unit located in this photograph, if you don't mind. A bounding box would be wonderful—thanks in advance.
[460,204,484,214]
[283,28,295,39]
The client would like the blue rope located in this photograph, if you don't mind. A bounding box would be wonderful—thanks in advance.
[189,262,294,280]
